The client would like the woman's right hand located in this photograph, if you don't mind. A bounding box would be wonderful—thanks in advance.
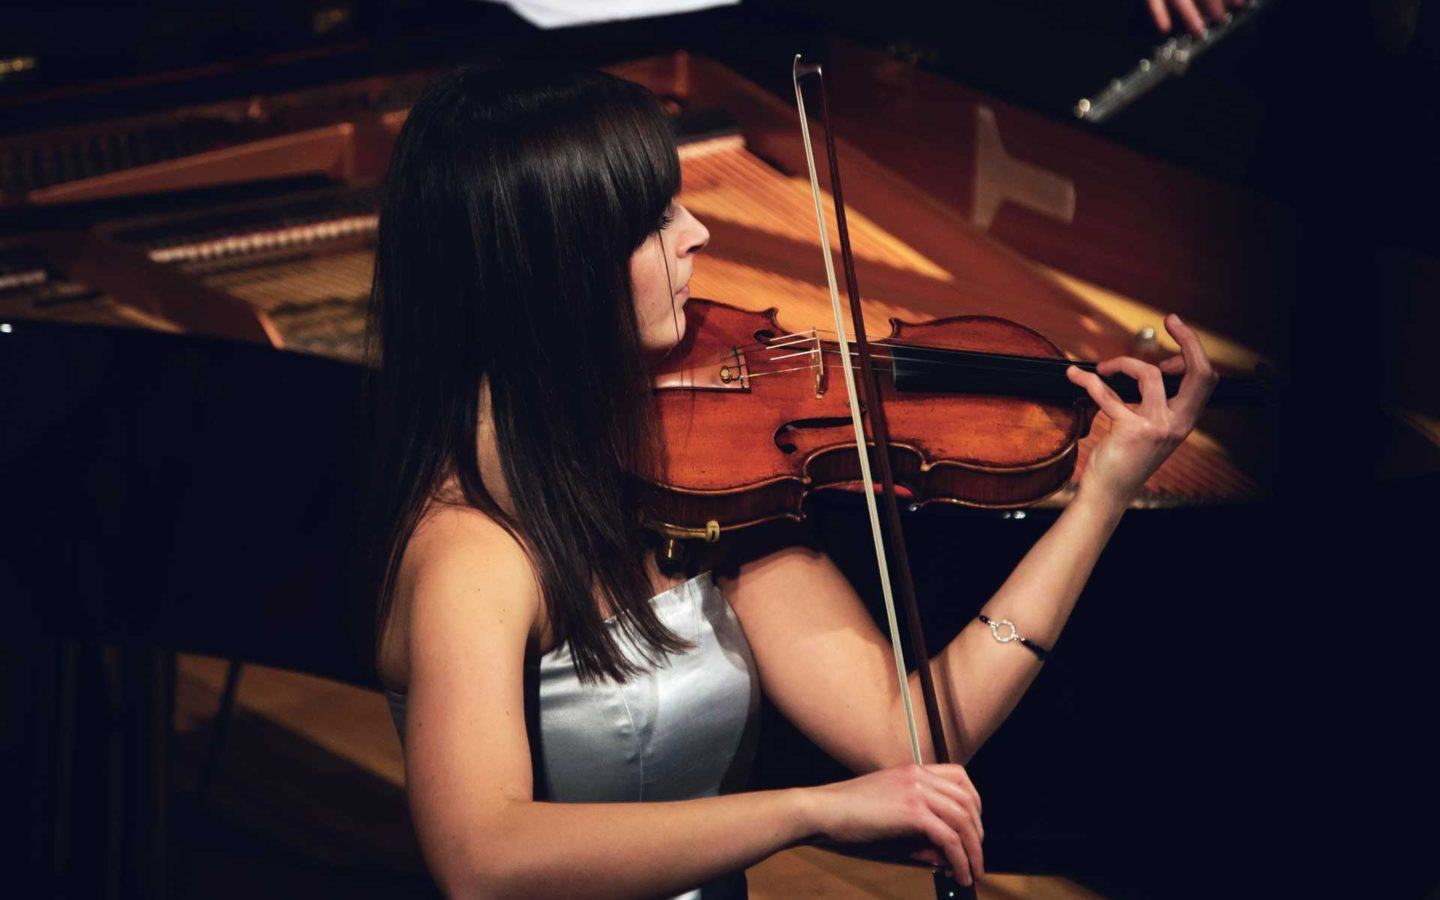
[804,762,985,885]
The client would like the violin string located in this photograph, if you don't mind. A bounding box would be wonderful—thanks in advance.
[719,337,823,360]
[758,348,825,363]
[737,351,1156,397]
[760,324,1043,347]
[711,329,829,361]
[817,347,1088,374]
[725,335,1105,373]
[751,337,821,353]
[743,335,823,352]
[733,335,1072,368]
[744,357,1064,383]
[749,346,1092,377]
[734,357,1188,408]
[723,328,904,356]
[715,328,940,363]
[743,345,1177,386]
[733,364,818,380]
[751,330,820,345]
[730,325,1180,372]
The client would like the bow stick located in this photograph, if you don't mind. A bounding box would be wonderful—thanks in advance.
[792,55,976,900]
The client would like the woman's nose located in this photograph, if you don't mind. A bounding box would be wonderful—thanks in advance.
[680,207,709,256]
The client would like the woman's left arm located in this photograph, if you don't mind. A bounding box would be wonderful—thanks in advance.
[720,313,1218,771]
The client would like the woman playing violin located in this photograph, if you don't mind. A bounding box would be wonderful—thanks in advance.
[365,64,1218,899]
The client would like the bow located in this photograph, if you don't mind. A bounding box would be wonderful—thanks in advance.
[791,55,976,900]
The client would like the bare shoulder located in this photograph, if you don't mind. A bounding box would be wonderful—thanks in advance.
[404,505,538,602]
[378,504,542,692]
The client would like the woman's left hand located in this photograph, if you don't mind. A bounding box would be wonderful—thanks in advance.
[1065,313,1219,506]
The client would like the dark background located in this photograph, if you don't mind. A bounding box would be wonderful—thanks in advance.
[3,1,1437,897]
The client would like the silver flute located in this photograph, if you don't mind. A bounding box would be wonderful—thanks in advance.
[1075,0,1273,123]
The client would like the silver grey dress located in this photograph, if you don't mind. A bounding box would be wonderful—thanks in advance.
[385,571,760,899]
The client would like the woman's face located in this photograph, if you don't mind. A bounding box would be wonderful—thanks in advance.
[630,198,710,352]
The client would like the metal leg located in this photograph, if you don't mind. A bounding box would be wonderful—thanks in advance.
[177,658,244,898]
[100,645,123,900]
[50,639,79,884]
[199,660,243,804]
[147,648,174,900]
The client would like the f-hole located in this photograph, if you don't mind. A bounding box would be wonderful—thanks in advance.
[774,417,858,453]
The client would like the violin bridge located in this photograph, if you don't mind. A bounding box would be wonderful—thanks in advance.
[811,328,826,397]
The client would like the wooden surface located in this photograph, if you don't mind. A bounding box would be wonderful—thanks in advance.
[820,40,1291,358]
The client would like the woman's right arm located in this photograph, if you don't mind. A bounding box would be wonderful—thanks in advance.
[401,511,983,899]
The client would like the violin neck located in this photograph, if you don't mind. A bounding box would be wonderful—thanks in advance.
[886,345,1272,406]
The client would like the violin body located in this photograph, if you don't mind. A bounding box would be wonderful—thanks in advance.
[645,298,1084,539]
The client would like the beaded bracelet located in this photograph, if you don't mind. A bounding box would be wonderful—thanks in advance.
[978,614,1049,660]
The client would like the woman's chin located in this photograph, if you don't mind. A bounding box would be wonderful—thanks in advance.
[641,313,687,357]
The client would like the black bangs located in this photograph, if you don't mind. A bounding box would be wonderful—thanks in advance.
[598,81,682,252]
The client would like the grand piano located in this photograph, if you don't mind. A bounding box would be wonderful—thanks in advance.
[3,2,1436,898]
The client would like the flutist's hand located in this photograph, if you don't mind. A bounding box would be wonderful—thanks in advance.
[1146,0,1248,37]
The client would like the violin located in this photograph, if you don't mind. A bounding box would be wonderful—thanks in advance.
[643,296,1271,554]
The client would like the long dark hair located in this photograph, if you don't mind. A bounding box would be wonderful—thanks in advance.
[361,64,691,684]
